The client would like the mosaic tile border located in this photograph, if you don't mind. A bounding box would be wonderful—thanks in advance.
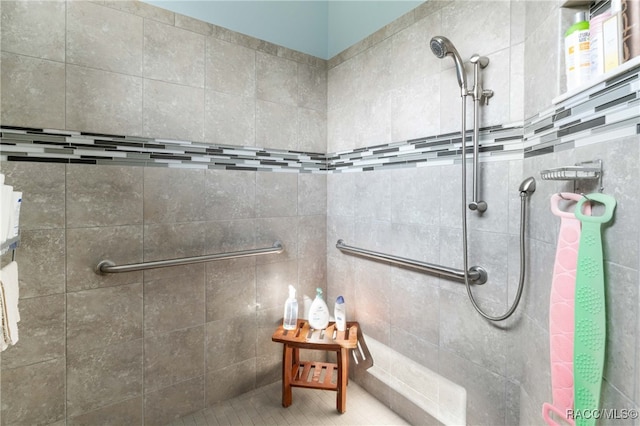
[523,63,640,158]
[2,64,637,173]
[0,124,524,174]
[327,124,525,173]
[0,127,329,173]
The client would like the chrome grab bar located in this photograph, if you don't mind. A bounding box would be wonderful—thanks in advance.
[95,241,284,274]
[335,239,487,284]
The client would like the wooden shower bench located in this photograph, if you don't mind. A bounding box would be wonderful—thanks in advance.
[272,320,359,413]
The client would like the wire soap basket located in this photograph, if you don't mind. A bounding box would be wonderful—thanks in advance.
[540,159,603,192]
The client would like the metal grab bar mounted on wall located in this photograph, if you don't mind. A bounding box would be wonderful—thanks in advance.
[335,240,487,284]
[95,241,284,274]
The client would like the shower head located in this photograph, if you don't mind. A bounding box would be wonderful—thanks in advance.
[430,36,467,91]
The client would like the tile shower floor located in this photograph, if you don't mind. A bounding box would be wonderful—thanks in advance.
[173,381,409,425]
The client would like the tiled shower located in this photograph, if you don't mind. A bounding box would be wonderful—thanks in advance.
[1,1,639,425]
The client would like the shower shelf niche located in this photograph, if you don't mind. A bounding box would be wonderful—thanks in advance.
[540,159,603,192]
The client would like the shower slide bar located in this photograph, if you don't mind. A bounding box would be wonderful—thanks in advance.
[95,241,283,274]
[335,240,487,284]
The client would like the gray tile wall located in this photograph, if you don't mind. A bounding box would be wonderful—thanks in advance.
[0,1,326,424]
[2,1,639,426]
[326,1,640,425]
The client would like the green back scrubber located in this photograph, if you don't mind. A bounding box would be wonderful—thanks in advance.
[573,193,616,426]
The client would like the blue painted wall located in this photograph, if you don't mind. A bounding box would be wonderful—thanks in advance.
[327,1,422,58]
[143,0,423,59]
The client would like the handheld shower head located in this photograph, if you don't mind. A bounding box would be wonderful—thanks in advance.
[430,36,467,91]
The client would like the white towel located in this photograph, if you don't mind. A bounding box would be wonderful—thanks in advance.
[0,261,20,347]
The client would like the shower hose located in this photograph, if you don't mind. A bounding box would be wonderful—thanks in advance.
[458,97,532,321]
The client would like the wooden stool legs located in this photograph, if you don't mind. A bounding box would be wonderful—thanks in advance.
[272,321,359,414]
[280,344,350,413]
[282,345,293,408]
[337,347,348,413]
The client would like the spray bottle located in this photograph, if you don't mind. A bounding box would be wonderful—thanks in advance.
[283,285,298,330]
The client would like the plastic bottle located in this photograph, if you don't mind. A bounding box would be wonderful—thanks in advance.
[308,287,329,330]
[565,11,591,91]
[302,294,312,320]
[282,285,298,330]
[9,192,22,239]
[334,296,346,331]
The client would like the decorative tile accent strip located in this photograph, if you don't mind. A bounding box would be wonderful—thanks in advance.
[523,64,640,158]
[0,124,525,173]
[2,65,637,173]
[0,127,329,173]
[327,124,525,173]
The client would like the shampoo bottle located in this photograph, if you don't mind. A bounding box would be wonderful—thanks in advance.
[308,288,329,330]
[334,296,346,331]
[565,11,591,91]
[283,285,298,330]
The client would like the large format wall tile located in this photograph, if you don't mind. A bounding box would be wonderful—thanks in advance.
[66,284,143,356]
[143,20,205,88]
[142,79,204,142]
[66,1,143,75]
[255,100,298,151]
[143,222,206,262]
[255,173,298,218]
[206,258,257,322]
[439,349,508,426]
[14,229,65,298]
[205,358,257,406]
[439,289,509,377]
[1,358,65,425]
[67,397,143,426]
[66,340,143,418]
[440,1,511,59]
[256,52,298,106]
[144,264,205,336]
[298,62,327,112]
[1,53,65,129]
[389,269,439,347]
[1,294,65,370]
[66,65,143,136]
[602,262,638,400]
[0,162,65,230]
[102,0,174,24]
[66,225,143,291]
[205,90,255,146]
[204,219,256,255]
[298,174,326,217]
[143,167,205,224]
[66,164,143,228]
[0,0,65,61]
[205,169,256,221]
[143,376,204,426]
[297,108,326,153]
[144,326,204,392]
[205,315,257,371]
[256,260,298,311]
[298,215,326,260]
[205,38,255,98]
